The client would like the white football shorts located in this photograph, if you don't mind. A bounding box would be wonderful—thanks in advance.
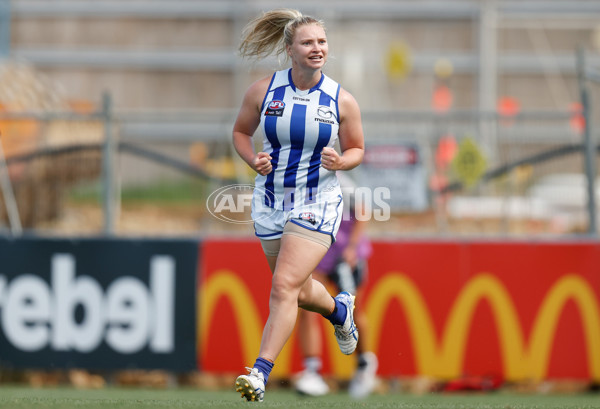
[252,189,344,243]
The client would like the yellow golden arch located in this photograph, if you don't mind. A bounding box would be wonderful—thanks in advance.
[199,270,600,381]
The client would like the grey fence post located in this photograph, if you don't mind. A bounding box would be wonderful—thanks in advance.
[0,0,10,59]
[102,92,116,235]
[577,47,597,236]
[0,132,22,235]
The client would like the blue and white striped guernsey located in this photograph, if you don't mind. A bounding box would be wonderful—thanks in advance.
[254,68,341,212]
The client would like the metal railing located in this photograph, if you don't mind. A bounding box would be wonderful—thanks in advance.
[1,99,599,237]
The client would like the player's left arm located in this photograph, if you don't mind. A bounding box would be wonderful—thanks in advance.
[320,88,364,171]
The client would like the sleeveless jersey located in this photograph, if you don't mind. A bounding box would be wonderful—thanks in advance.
[253,68,341,212]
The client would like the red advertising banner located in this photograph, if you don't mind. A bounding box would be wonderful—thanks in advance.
[198,239,600,381]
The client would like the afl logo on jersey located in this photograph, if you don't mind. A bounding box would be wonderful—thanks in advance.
[265,100,285,117]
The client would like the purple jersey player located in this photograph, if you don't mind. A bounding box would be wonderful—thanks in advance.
[295,172,378,399]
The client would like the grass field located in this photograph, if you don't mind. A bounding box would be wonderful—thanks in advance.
[0,386,598,409]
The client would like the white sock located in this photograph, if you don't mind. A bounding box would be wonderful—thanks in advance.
[304,357,322,373]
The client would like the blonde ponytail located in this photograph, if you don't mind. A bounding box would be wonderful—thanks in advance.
[239,8,324,60]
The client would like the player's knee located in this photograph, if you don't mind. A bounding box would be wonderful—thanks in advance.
[270,273,299,302]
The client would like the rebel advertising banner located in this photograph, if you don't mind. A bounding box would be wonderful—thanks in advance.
[199,239,600,381]
[0,237,198,370]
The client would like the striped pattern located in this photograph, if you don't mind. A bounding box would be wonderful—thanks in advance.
[254,68,341,212]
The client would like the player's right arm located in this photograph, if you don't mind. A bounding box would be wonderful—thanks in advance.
[232,76,273,176]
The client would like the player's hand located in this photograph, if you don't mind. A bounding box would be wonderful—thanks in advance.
[320,147,342,170]
[253,152,273,175]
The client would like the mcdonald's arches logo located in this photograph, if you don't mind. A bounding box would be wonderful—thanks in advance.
[198,240,600,381]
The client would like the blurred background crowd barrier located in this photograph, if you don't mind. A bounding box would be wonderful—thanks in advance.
[1,0,600,238]
[1,103,597,237]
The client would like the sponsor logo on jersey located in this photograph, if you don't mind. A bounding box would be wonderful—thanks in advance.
[265,100,285,117]
[316,105,336,124]
[298,212,317,225]
[317,105,334,119]
[315,117,336,125]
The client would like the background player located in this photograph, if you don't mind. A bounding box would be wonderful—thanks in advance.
[295,172,378,399]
